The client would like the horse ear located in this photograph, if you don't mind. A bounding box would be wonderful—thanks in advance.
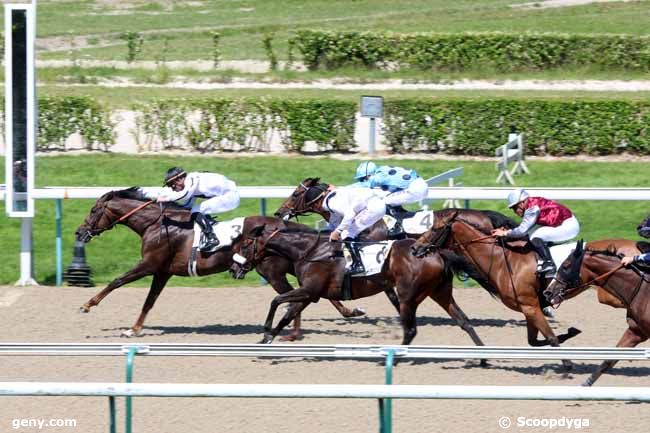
[250,224,266,238]
[574,239,584,256]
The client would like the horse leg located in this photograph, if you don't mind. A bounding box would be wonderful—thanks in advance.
[79,261,153,313]
[523,307,574,371]
[384,287,401,313]
[328,300,366,318]
[261,289,313,344]
[429,281,487,366]
[583,321,648,387]
[122,272,172,338]
[269,301,311,344]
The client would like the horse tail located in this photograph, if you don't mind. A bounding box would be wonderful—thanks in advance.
[439,249,499,299]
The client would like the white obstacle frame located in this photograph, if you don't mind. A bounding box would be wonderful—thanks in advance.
[496,133,530,185]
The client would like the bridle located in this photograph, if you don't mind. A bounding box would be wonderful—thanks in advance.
[551,250,645,308]
[237,229,281,271]
[79,198,155,242]
[281,182,329,219]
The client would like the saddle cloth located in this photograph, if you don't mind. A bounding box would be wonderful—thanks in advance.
[383,210,434,235]
[188,217,245,277]
[343,241,394,277]
[192,217,245,250]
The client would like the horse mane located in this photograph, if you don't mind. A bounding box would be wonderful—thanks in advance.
[438,249,499,298]
[113,187,148,201]
[480,210,517,229]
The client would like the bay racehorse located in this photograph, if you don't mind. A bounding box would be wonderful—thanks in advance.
[274,177,519,316]
[544,239,650,386]
[75,187,363,337]
[411,209,583,371]
[230,223,489,349]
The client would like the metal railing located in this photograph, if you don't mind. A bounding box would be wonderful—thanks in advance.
[1,343,650,433]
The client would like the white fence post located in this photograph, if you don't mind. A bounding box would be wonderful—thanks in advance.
[422,167,464,209]
[496,133,529,185]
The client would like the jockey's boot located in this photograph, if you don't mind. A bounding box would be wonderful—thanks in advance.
[194,212,220,252]
[531,238,555,276]
[344,238,366,275]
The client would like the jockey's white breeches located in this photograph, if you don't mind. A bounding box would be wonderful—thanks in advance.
[340,196,386,239]
[383,177,428,207]
[530,216,580,243]
[192,190,240,214]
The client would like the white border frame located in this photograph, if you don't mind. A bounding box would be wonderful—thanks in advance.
[5,3,36,218]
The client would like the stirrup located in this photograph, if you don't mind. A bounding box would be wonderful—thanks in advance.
[349,263,366,275]
[537,261,555,275]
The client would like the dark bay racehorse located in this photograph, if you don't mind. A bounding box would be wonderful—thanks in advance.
[544,239,650,386]
[75,187,362,337]
[274,177,518,318]
[230,223,488,348]
[411,209,582,371]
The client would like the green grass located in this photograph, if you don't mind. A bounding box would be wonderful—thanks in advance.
[0,155,647,287]
[31,84,650,110]
[31,1,650,64]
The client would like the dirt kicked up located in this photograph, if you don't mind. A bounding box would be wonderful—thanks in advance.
[0,284,648,433]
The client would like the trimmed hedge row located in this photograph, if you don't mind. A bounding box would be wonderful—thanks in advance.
[7,96,650,156]
[291,30,650,72]
[133,98,357,153]
[383,99,650,155]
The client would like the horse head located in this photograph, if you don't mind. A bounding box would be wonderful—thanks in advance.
[230,223,272,279]
[411,209,459,258]
[543,239,585,306]
[75,187,155,242]
[274,177,330,220]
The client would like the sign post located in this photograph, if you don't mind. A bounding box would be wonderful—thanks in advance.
[360,96,384,155]
[5,3,37,285]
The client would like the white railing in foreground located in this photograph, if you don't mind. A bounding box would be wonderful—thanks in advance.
[1,343,649,360]
[2,382,650,401]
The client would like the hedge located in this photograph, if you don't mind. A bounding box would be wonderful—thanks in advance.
[4,96,650,156]
[132,98,357,153]
[0,96,115,151]
[382,99,650,155]
[291,31,650,72]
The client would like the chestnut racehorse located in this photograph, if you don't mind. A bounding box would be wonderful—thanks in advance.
[544,239,650,386]
[411,209,584,371]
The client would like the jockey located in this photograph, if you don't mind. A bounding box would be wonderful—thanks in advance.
[621,252,650,266]
[353,161,428,216]
[492,188,580,276]
[156,167,240,252]
[324,185,386,275]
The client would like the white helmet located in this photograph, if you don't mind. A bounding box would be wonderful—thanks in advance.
[507,188,529,208]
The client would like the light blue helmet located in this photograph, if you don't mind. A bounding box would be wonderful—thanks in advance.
[354,161,378,180]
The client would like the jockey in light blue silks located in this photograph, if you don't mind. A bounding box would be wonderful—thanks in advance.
[353,161,429,212]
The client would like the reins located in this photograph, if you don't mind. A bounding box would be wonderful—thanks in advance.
[105,200,155,230]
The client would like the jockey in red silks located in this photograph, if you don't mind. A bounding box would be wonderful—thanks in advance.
[492,188,580,277]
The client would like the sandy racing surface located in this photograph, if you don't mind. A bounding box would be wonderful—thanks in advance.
[0,284,648,433]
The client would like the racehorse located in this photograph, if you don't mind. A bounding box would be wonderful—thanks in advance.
[410,209,583,371]
[274,177,519,317]
[229,223,488,348]
[74,187,363,337]
[544,239,650,386]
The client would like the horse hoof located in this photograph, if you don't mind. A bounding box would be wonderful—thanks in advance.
[280,334,299,342]
[480,359,489,368]
[121,329,137,338]
[79,306,90,313]
[562,361,574,373]
[351,307,366,317]
[581,379,594,387]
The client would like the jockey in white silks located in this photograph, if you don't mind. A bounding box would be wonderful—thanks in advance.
[153,167,240,252]
[323,185,386,275]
